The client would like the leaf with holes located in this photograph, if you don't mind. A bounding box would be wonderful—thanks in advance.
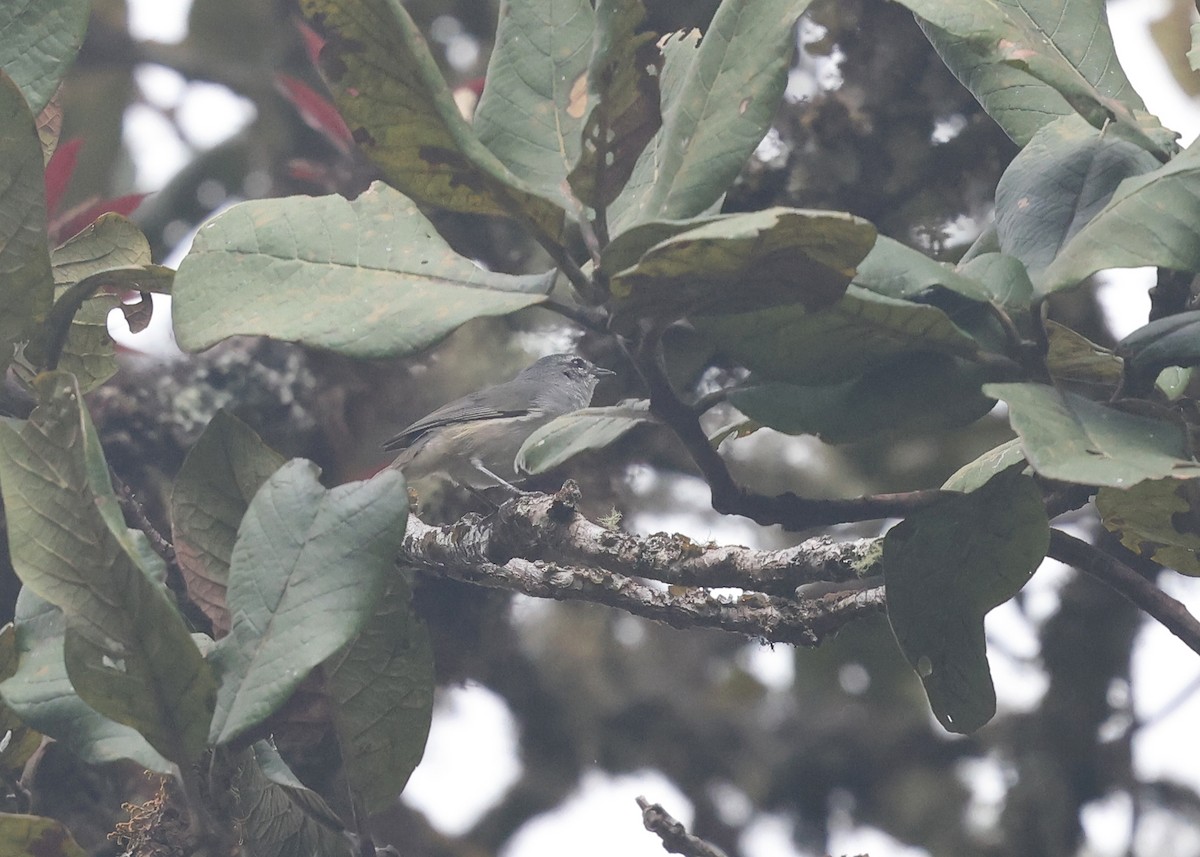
[300,0,564,238]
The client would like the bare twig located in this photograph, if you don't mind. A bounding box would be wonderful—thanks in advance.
[636,796,728,857]
[1048,529,1200,657]
[111,468,178,570]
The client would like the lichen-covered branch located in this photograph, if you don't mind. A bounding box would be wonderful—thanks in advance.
[400,484,886,645]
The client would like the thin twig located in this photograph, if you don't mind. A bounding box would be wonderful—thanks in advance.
[111,468,178,570]
[636,796,728,857]
[639,338,945,529]
[1047,529,1200,657]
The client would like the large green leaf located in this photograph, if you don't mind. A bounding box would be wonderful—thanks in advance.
[173,182,553,357]
[599,213,727,279]
[516,399,652,474]
[566,0,663,210]
[0,0,88,113]
[170,411,287,636]
[300,0,564,238]
[906,0,1167,149]
[0,589,172,773]
[609,208,875,323]
[0,373,215,764]
[995,115,1160,277]
[1036,133,1200,296]
[473,0,594,209]
[609,0,815,233]
[323,577,434,813]
[1115,310,1200,393]
[208,461,408,746]
[884,470,1049,733]
[696,285,980,385]
[0,813,86,857]
[1097,479,1200,576]
[852,235,991,302]
[231,742,353,857]
[985,382,1200,486]
[0,72,52,373]
[729,353,995,444]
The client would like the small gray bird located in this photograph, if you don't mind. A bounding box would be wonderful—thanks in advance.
[384,353,614,487]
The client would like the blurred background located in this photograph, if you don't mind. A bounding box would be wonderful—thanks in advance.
[35,0,1200,854]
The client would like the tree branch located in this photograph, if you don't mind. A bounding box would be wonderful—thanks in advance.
[1048,529,1200,657]
[639,342,945,530]
[636,796,729,857]
[400,485,886,645]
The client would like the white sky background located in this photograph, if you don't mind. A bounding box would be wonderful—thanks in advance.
[121,1,1200,856]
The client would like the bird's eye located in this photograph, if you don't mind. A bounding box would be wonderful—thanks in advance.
[570,357,586,369]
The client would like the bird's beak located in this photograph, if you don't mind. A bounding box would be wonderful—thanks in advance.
[595,367,616,378]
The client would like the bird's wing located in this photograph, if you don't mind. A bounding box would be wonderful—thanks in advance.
[382,388,533,451]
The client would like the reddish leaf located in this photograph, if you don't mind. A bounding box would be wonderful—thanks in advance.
[44,138,83,216]
[295,18,326,68]
[276,74,353,153]
[50,194,146,246]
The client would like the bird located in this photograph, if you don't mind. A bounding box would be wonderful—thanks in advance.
[383,353,614,488]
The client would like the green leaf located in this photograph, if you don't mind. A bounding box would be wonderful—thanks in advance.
[300,0,564,238]
[1044,320,1122,386]
[1097,478,1200,576]
[566,0,663,209]
[941,438,1027,493]
[173,182,552,357]
[231,742,353,857]
[473,0,595,209]
[728,353,995,444]
[884,470,1049,733]
[0,813,86,857]
[0,72,53,373]
[1116,310,1200,391]
[599,213,727,277]
[1038,136,1200,296]
[985,382,1200,486]
[0,625,42,774]
[0,0,88,113]
[50,213,154,281]
[0,373,215,764]
[23,214,171,390]
[853,235,990,302]
[208,461,408,746]
[0,589,172,773]
[170,411,287,636]
[995,115,1160,277]
[906,0,1169,150]
[609,208,875,323]
[609,0,815,233]
[516,399,652,474]
[955,253,1035,308]
[323,577,434,813]
[696,285,980,385]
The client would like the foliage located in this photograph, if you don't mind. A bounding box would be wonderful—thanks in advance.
[1,0,1200,853]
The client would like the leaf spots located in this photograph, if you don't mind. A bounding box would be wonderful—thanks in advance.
[567,72,589,119]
